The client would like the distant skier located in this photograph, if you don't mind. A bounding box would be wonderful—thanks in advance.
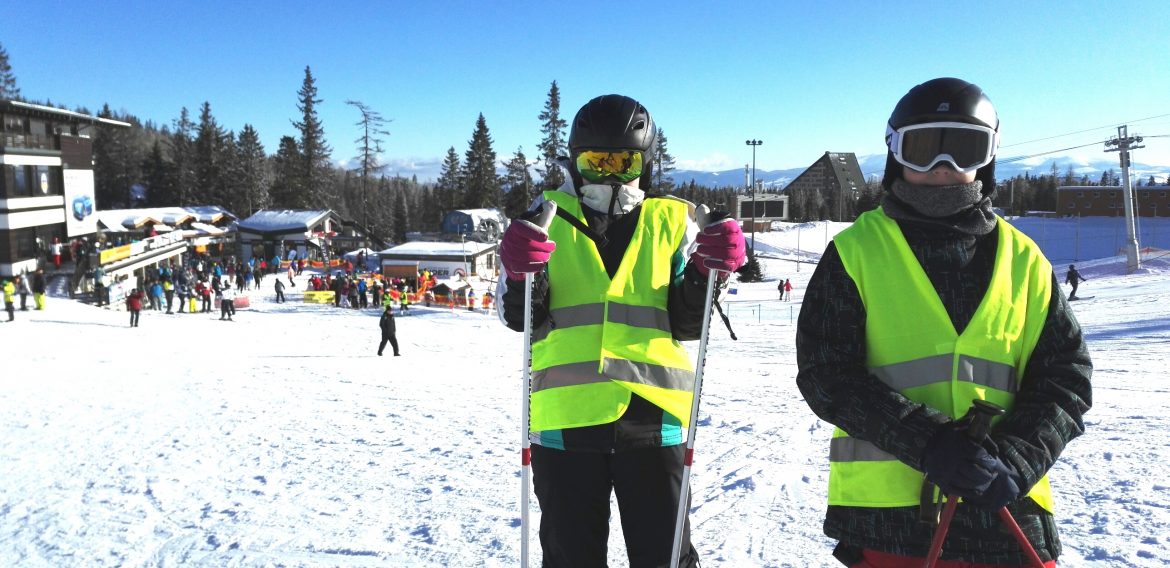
[377,304,399,356]
[126,288,143,327]
[3,279,14,321]
[274,278,286,303]
[219,288,236,321]
[1065,264,1087,300]
[783,278,793,301]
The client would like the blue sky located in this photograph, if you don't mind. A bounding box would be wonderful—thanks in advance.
[6,0,1170,181]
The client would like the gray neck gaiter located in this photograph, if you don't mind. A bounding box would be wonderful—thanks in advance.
[884,178,998,236]
[891,178,984,218]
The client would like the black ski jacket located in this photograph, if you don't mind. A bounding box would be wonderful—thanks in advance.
[501,198,712,453]
[379,311,396,336]
[796,215,1092,564]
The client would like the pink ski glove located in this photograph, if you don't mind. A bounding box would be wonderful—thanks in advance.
[500,202,558,280]
[690,207,746,278]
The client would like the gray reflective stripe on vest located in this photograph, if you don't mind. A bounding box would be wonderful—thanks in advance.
[957,355,1017,394]
[830,436,896,462]
[532,359,694,394]
[548,302,671,334]
[532,361,608,393]
[601,359,693,391]
[549,303,605,329]
[606,302,671,334]
[869,354,1017,394]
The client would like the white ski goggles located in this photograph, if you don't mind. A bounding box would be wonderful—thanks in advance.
[886,121,999,173]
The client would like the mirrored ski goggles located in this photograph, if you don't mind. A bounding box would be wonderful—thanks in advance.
[574,150,644,183]
[886,121,999,173]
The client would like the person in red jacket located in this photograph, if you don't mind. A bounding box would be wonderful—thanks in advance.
[126,288,144,327]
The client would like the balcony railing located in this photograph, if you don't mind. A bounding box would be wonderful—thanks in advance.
[0,133,58,151]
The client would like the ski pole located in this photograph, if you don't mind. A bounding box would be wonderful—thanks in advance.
[520,270,533,568]
[518,201,556,568]
[670,205,724,568]
[670,267,718,568]
[922,401,1047,568]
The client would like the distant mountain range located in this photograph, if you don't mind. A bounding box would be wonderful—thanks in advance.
[666,154,1170,189]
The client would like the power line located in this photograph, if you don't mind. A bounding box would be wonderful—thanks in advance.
[998,140,1110,163]
[1001,113,1170,148]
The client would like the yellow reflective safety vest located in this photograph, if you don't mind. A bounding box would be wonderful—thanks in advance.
[529,191,696,432]
[830,208,1055,512]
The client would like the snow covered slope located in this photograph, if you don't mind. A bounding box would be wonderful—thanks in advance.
[1,218,1167,567]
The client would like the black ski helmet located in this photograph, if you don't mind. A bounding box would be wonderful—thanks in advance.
[567,94,657,191]
[882,77,999,195]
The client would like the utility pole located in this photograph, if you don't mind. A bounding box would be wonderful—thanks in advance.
[1104,125,1143,273]
[745,139,763,253]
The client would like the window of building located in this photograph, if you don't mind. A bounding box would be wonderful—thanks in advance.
[1,114,26,133]
[33,166,61,195]
[1067,202,1075,209]
[1093,192,1100,198]
[1083,202,1091,208]
[1,165,34,198]
[1077,191,1084,198]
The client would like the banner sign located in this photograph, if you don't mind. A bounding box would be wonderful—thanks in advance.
[303,291,336,304]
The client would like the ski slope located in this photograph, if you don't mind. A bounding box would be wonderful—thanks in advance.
[1,216,1168,567]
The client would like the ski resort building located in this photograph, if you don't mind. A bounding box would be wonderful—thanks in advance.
[92,205,237,285]
[440,208,507,241]
[236,209,348,264]
[1056,185,1170,217]
[377,240,498,284]
[780,151,866,222]
[0,100,130,277]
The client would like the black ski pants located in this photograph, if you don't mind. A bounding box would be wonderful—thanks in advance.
[531,444,699,568]
[378,333,399,356]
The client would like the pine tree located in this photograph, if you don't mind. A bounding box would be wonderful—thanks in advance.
[652,128,676,193]
[502,146,535,218]
[141,140,174,206]
[237,124,270,216]
[436,146,462,213]
[462,114,500,209]
[345,100,391,229]
[292,66,333,208]
[393,186,410,243]
[0,42,20,100]
[270,136,304,208]
[216,131,242,212]
[193,101,226,205]
[737,248,765,282]
[92,105,143,209]
[169,108,196,205]
[536,80,567,190]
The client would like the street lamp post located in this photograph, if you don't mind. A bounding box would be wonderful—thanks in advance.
[745,139,763,253]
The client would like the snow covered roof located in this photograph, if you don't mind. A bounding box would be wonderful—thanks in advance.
[378,240,496,257]
[237,210,332,234]
[97,206,237,232]
[454,208,505,224]
[342,247,378,259]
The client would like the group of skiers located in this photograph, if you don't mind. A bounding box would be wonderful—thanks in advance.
[496,83,1093,567]
[1,269,47,321]
[776,277,793,301]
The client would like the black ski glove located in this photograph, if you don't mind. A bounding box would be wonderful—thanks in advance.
[921,421,1012,501]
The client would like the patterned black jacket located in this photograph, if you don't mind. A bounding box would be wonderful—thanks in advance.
[796,215,1092,565]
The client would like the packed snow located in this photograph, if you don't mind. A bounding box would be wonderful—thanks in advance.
[2,216,1169,567]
